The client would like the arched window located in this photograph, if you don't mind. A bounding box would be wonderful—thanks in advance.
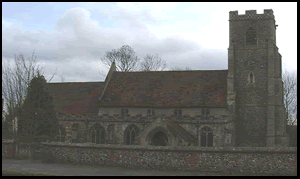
[89,124,105,144]
[107,124,114,143]
[124,125,139,145]
[246,27,257,46]
[200,126,213,147]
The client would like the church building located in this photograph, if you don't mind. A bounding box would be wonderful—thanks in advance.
[47,9,289,147]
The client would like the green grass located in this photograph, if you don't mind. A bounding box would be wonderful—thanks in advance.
[2,169,60,176]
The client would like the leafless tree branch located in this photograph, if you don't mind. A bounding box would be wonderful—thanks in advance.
[140,54,167,71]
[100,45,140,72]
[282,70,297,126]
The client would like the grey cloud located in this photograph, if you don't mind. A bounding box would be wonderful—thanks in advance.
[2,6,227,83]
[43,58,106,82]
[12,33,40,44]
[131,36,201,59]
[160,49,227,70]
[103,7,161,29]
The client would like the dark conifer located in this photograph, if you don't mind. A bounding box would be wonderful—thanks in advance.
[18,73,59,142]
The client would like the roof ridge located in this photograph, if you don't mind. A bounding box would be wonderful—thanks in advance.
[48,81,105,84]
[115,69,228,73]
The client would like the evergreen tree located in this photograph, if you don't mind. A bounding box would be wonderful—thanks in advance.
[18,73,59,142]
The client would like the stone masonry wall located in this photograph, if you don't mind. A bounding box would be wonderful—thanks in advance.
[57,113,231,146]
[40,142,297,175]
[231,10,276,146]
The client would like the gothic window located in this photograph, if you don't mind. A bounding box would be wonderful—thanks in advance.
[174,109,182,117]
[124,124,139,145]
[246,27,257,46]
[121,108,128,117]
[71,123,79,143]
[89,124,105,144]
[107,124,114,143]
[147,109,155,116]
[200,126,213,147]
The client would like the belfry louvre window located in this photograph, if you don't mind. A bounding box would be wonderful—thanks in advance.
[121,108,128,116]
[246,27,257,46]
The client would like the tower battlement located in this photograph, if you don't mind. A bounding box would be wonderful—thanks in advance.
[229,9,274,20]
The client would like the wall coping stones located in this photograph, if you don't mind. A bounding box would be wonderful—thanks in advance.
[2,139,14,144]
[42,142,297,154]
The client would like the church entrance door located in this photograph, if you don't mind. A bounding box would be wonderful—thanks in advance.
[151,131,168,146]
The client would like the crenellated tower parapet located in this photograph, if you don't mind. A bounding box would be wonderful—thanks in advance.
[229,9,275,21]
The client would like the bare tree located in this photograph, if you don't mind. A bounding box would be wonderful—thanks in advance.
[140,54,167,71]
[2,51,56,140]
[282,70,297,126]
[100,45,140,72]
[170,66,193,71]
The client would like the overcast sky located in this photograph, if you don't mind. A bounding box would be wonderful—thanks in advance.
[2,2,297,82]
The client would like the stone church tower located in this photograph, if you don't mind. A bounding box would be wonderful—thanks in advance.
[227,9,288,147]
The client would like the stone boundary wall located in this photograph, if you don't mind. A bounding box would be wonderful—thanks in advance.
[40,142,297,175]
[2,140,39,159]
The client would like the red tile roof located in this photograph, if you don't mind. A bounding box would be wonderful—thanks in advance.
[47,82,105,114]
[99,70,228,107]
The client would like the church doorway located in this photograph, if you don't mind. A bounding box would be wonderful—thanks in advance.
[151,131,168,146]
